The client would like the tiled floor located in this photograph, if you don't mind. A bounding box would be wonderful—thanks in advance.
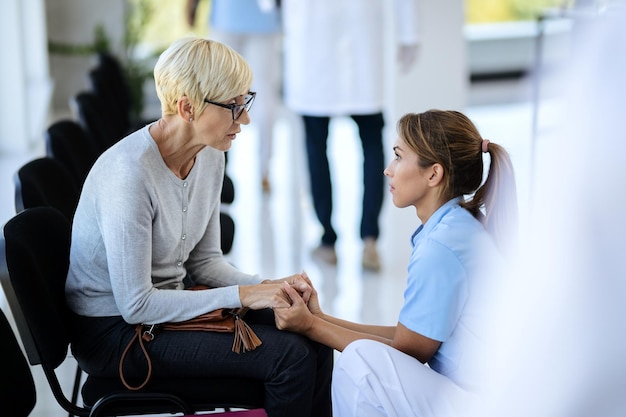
[0,75,557,416]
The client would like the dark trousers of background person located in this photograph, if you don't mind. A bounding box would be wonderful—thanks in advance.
[303,113,385,247]
[69,309,333,417]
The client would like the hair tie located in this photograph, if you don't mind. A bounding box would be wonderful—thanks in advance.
[481,139,490,153]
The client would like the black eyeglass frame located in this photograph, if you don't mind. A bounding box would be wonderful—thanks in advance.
[204,91,256,120]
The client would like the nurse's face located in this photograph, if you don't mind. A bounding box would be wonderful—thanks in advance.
[383,137,432,209]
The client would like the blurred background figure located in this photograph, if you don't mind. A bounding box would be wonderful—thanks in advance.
[187,0,282,193]
[281,0,420,272]
[469,2,626,416]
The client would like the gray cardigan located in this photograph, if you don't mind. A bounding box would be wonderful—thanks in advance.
[65,125,261,325]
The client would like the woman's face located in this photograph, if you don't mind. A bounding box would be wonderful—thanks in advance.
[195,91,251,151]
[383,136,432,209]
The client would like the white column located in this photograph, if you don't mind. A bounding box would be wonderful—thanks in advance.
[0,0,52,154]
[385,0,467,124]
[380,0,467,256]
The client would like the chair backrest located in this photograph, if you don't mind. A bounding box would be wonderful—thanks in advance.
[0,207,72,369]
[92,52,157,130]
[14,157,80,221]
[96,52,134,116]
[0,308,37,417]
[72,91,124,155]
[45,119,98,188]
[89,65,132,130]
[220,212,235,255]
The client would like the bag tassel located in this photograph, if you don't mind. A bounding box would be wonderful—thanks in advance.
[232,308,262,354]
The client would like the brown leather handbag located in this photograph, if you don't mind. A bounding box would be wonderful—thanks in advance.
[119,286,262,390]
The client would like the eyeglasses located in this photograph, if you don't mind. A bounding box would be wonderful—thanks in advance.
[204,91,256,120]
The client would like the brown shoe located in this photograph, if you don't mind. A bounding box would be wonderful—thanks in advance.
[261,177,271,193]
[312,244,337,265]
[362,238,380,271]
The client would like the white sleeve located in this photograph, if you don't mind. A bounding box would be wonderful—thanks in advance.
[394,0,421,45]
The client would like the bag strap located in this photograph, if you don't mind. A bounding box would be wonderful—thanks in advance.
[119,324,156,390]
[118,308,263,389]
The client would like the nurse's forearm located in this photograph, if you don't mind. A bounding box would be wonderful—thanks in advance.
[307,315,393,352]
[317,313,396,340]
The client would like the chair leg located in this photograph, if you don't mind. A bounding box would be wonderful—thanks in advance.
[69,363,83,417]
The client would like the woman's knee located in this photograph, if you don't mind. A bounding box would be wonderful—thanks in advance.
[268,332,320,376]
[334,339,389,380]
[343,339,388,360]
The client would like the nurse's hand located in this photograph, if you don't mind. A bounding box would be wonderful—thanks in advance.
[274,282,315,334]
[299,271,323,316]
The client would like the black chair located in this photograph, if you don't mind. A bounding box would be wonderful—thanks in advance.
[13,156,233,409]
[15,156,84,412]
[89,66,134,134]
[0,308,36,417]
[220,155,235,253]
[14,157,80,221]
[89,52,156,130]
[72,91,126,156]
[45,120,98,188]
[222,174,235,205]
[94,53,136,123]
[220,212,235,254]
[0,207,265,417]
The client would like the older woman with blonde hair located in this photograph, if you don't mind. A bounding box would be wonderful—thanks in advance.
[65,37,332,417]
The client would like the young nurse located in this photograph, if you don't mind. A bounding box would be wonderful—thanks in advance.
[274,109,518,417]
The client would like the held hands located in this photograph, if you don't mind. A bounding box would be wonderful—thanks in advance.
[283,273,313,304]
[273,271,323,334]
[240,272,314,310]
[298,271,322,316]
[239,282,292,310]
[273,282,316,334]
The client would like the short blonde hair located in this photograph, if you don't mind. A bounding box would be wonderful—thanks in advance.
[154,37,253,117]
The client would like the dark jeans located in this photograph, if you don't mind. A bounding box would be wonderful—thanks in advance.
[70,309,332,417]
[303,113,385,246]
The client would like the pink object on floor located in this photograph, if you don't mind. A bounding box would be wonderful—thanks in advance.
[185,409,267,417]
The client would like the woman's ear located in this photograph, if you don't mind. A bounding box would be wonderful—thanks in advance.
[428,163,444,186]
[177,96,194,122]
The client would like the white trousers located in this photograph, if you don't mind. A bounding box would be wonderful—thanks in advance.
[209,30,281,178]
[332,340,473,417]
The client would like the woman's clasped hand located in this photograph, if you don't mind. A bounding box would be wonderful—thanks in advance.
[273,272,320,333]
[241,273,313,310]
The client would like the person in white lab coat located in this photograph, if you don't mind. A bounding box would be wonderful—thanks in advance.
[282,0,420,271]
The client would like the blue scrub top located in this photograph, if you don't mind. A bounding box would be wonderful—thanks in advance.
[399,198,487,341]
[399,197,506,384]
[210,0,281,34]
